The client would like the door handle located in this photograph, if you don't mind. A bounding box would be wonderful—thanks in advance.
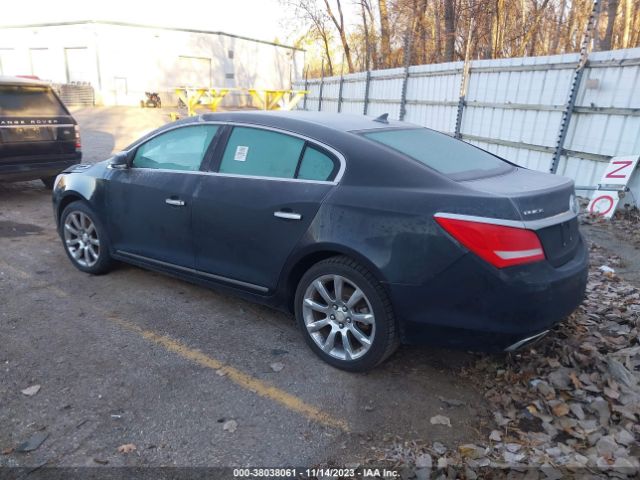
[165,198,185,206]
[274,211,302,220]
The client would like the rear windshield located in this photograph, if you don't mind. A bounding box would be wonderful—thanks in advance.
[0,85,67,116]
[362,128,511,178]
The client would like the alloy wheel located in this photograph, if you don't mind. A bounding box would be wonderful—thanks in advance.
[302,274,376,361]
[63,211,100,268]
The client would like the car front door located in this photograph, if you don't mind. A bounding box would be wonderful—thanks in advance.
[106,124,220,268]
[192,125,342,292]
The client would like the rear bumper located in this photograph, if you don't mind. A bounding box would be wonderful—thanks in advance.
[389,236,589,351]
[0,154,81,181]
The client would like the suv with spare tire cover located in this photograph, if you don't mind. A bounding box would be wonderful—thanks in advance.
[0,76,82,188]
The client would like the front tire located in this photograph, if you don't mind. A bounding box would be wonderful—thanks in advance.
[295,256,399,372]
[59,201,114,275]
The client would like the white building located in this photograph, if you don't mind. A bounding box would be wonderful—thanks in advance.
[0,20,304,106]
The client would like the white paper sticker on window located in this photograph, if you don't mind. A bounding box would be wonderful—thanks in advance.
[234,145,249,161]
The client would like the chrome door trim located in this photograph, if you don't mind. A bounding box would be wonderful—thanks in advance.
[116,250,270,293]
[434,210,577,231]
[122,119,347,184]
[274,211,302,220]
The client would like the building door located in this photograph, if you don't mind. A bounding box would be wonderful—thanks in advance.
[30,48,55,81]
[176,56,211,87]
[114,77,127,105]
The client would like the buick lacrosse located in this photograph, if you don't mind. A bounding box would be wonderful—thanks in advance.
[53,111,588,371]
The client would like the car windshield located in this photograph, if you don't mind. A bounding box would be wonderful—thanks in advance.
[362,128,511,179]
[0,85,67,116]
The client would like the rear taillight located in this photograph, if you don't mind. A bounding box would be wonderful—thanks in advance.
[434,214,545,268]
[74,125,81,150]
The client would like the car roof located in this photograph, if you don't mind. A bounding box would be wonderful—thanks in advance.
[0,75,51,87]
[198,110,417,133]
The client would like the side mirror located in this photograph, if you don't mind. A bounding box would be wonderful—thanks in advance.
[109,151,130,170]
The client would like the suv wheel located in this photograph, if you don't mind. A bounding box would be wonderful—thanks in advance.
[60,201,113,275]
[295,256,399,372]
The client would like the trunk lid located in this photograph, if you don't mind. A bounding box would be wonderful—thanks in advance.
[460,167,580,267]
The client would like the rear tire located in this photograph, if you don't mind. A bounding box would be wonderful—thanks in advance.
[294,256,399,372]
[41,177,56,189]
[60,201,114,275]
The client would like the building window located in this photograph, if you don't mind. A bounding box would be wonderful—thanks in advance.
[225,73,234,80]
[228,50,234,59]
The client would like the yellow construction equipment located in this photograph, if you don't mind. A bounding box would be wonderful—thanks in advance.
[172,87,308,118]
[248,89,308,110]
[174,87,232,116]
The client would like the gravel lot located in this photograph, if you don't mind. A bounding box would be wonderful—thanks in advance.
[0,107,488,469]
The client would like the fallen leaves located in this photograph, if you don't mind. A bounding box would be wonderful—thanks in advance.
[375,238,640,477]
[222,419,237,433]
[116,443,137,454]
[429,415,451,427]
[269,362,284,372]
[20,385,41,396]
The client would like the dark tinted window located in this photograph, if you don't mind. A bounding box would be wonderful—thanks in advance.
[133,125,218,171]
[298,146,335,181]
[219,127,304,179]
[362,128,508,176]
[0,85,67,116]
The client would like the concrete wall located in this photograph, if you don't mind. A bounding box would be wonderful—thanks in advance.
[0,22,304,107]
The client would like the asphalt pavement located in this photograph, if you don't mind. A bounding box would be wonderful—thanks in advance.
[0,107,488,468]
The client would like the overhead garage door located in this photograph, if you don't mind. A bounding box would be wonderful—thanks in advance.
[176,56,211,88]
[0,49,18,76]
[30,48,56,81]
[65,47,91,83]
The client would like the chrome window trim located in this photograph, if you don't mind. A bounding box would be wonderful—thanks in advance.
[123,120,346,184]
[117,250,269,293]
[112,166,338,185]
[434,210,578,231]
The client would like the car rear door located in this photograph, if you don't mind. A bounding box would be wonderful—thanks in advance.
[192,125,341,292]
[106,124,220,268]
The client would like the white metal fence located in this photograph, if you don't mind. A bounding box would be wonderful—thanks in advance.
[294,48,640,199]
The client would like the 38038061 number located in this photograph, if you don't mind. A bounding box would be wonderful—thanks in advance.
[232,468,297,477]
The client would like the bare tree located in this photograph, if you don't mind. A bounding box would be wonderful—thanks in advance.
[600,0,620,50]
[323,0,355,72]
[443,0,456,61]
[378,0,392,66]
[289,0,640,78]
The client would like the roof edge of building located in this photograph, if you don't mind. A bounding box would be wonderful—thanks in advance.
[0,20,305,52]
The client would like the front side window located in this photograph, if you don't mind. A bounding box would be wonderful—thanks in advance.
[132,125,218,171]
[219,127,304,179]
[362,128,510,178]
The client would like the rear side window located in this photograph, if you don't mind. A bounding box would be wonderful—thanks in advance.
[219,127,304,179]
[298,146,336,181]
[133,125,218,171]
[362,128,509,177]
[0,85,67,116]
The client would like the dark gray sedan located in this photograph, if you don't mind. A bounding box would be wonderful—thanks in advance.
[52,111,588,371]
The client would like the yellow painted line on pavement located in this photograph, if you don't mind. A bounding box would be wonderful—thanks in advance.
[107,314,351,432]
[1,258,349,431]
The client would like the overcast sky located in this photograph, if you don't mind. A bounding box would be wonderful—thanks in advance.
[1,0,294,44]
